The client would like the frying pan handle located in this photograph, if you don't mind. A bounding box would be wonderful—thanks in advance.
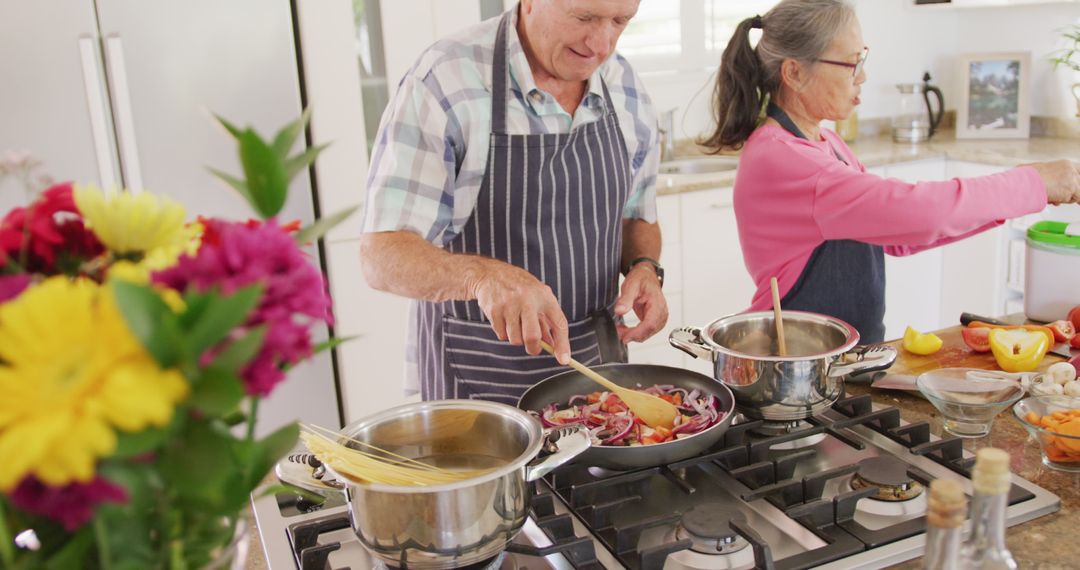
[525,424,590,481]
[669,327,713,360]
[829,345,897,378]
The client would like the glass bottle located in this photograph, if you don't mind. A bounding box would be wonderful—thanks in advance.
[924,478,966,570]
[960,448,1017,570]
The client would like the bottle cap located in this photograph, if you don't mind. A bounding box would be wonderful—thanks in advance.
[927,479,967,528]
[973,448,1011,495]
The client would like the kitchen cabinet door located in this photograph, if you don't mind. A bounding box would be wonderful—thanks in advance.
[940,161,1010,321]
[680,186,756,327]
[95,0,317,225]
[881,159,947,340]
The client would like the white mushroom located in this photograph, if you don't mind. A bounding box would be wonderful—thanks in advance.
[1047,362,1077,385]
[1065,380,1080,397]
[1033,382,1065,396]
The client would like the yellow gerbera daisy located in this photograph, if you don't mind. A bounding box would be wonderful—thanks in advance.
[0,277,188,491]
[73,185,188,257]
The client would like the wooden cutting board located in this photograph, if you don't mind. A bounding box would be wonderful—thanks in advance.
[883,324,1065,377]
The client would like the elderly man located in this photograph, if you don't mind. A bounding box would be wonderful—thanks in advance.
[360,0,666,404]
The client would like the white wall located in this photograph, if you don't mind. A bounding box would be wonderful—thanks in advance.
[638,0,1080,142]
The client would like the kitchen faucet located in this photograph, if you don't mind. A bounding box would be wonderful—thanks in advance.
[658,107,678,163]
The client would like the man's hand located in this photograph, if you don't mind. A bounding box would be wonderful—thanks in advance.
[614,263,668,343]
[469,262,571,364]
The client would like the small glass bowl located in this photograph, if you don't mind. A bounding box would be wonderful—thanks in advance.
[916,368,1025,438]
[1013,395,1080,472]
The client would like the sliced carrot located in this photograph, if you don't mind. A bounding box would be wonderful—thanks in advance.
[1026,412,1042,425]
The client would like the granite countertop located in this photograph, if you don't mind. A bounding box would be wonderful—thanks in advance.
[657,132,1080,196]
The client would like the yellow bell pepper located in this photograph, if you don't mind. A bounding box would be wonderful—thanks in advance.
[903,326,943,355]
[988,328,1049,372]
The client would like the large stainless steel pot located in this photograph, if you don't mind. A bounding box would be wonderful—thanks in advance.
[669,311,896,421]
[323,400,589,569]
[518,363,736,469]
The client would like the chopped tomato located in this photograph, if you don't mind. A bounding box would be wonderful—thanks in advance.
[1050,320,1077,343]
[1071,334,1080,349]
[586,392,601,404]
[961,326,992,353]
[673,392,683,406]
[641,434,663,445]
[659,394,675,403]
[655,426,673,441]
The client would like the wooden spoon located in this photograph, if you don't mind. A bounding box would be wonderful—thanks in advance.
[539,341,678,429]
[770,277,788,357]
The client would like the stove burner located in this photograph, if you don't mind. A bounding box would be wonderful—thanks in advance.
[377,551,505,570]
[850,456,924,502]
[752,419,807,436]
[676,503,750,554]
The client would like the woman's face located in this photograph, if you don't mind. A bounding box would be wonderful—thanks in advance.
[796,18,867,121]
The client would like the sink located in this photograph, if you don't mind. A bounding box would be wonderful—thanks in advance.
[658,156,740,175]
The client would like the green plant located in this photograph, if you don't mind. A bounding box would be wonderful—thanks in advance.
[1050,24,1080,73]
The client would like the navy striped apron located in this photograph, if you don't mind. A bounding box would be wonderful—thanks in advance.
[767,102,886,343]
[415,11,634,404]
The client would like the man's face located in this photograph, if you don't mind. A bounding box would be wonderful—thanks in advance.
[521,0,640,82]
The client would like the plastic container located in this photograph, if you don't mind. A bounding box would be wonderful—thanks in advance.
[1024,221,1080,322]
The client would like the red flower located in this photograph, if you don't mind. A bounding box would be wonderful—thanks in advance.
[0,183,103,275]
[9,475,128,531]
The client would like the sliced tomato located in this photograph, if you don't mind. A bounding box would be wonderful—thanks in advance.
[586,392,601,404]
[1071,334,1080,349]
[961,326,992,353]
[1050,320,1077,343]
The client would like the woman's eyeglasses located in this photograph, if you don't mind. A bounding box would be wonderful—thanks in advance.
[816,46,869,80]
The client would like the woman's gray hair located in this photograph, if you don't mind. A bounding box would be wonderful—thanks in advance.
[700,0,856,151]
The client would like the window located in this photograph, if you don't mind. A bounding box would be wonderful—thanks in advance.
[618,0,779,73]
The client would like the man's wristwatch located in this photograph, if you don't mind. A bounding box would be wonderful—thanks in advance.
[625,257,664,288]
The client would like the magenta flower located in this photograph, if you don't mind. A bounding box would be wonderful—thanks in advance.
[0,274,31,303]
[152,219,332,395]
[10,476,128,531]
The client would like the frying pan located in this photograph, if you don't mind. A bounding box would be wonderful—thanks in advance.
[517,363,736,469]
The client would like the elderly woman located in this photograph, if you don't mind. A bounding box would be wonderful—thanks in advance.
[703,0,1080,343]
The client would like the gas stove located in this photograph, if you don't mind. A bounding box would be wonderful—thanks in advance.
[250,394,1059,570]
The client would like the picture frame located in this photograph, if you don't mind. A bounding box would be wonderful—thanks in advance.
[956,51,1031,139]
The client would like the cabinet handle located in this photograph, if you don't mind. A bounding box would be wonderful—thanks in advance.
[103,34,144,193]
[77,35,119,193]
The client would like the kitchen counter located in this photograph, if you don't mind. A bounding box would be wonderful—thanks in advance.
[658,132,1080,196]
[856,318,1079,570]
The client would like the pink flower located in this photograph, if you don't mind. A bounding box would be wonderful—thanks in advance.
[152,219,332,395]
[0,182,103,275]
[0,274,31,303]
[10,476,128,531]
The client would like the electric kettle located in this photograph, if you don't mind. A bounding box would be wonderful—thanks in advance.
[892,72,944,143]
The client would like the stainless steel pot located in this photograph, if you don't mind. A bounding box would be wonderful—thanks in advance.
[669,311,897,421]
[323,400,589,569]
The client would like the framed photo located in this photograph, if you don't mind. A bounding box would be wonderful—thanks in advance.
[956,52,1031,139]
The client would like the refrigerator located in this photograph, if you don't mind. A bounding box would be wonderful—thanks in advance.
[0,0,342,435]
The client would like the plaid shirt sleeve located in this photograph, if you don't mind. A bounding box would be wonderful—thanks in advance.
[613,55,660,223]
[362,69,459,245]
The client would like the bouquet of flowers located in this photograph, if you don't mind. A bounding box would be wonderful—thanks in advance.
[0,112,353,569]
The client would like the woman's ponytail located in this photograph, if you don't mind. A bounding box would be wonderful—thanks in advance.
[699,16,764,152]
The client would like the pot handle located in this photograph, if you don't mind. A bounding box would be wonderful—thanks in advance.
[829,344,898,378]
[525,424,591,482]
[669,327,713,360]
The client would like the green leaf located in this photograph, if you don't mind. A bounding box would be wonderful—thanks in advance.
[312,334,358,355]
[189,367,246,417]
[238,129,288,219]
[183,285,263,359]
[283,142,330,183]
[112,415,181,458]
[178,289,214,329]
[245,423,299,490]
[294,204,359,245]
[208,166,256,208]
[42,526,94,570]
[111,281,180,367]
[271,107,312,157]
[211,326,267,373]
[159,422,242,510]
[213,113,245,140]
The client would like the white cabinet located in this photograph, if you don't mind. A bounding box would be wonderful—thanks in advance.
[627,193,688,369]
[879,159,948,340]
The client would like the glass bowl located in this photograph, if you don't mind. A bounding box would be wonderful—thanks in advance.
[916,368,1025,438]
[1013,395,1080,472]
